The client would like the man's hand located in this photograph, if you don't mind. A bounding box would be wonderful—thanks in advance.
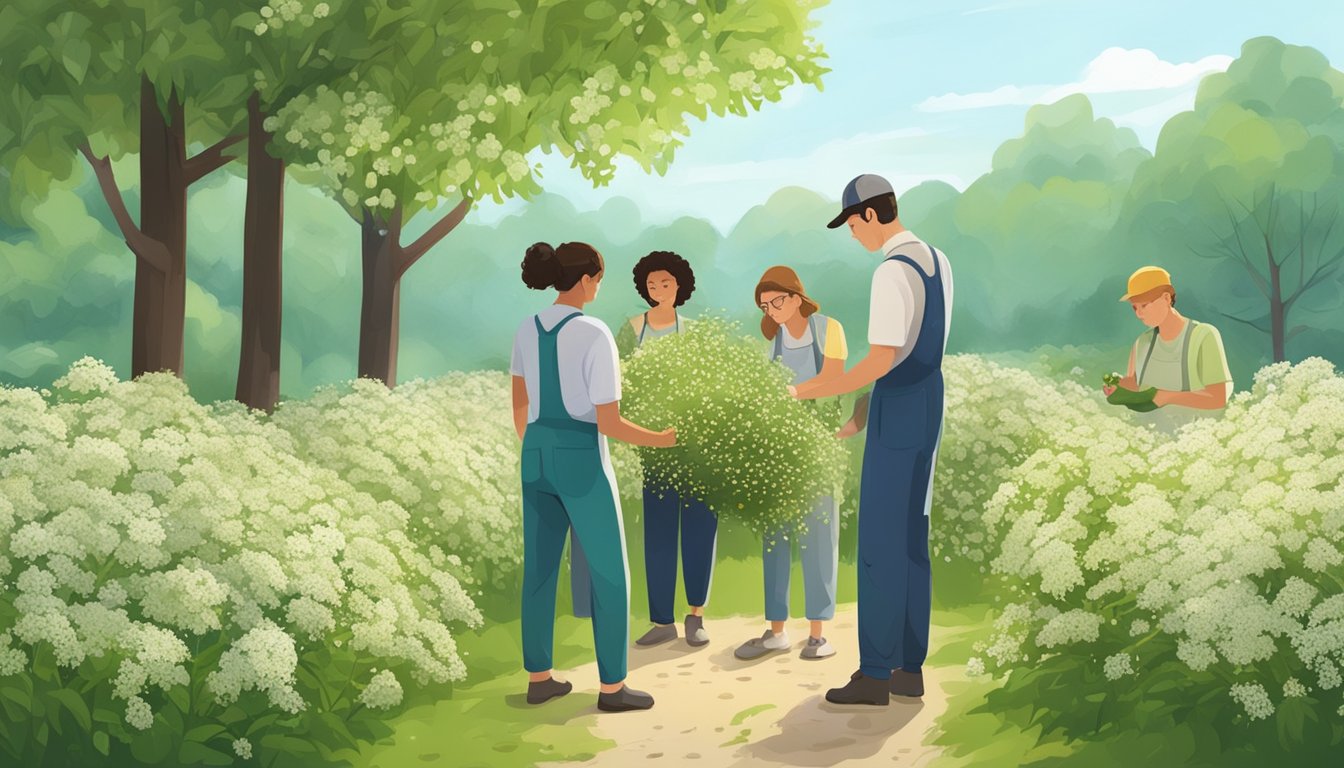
[835,419,861,439]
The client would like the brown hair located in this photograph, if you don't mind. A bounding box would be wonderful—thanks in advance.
[521,242,603,291]
[1130,285,1176,307]
[754,266,819,340]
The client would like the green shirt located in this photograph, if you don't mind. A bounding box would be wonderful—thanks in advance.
[1132,319,1232,396]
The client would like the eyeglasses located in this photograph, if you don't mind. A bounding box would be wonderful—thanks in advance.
[759,294,792,312]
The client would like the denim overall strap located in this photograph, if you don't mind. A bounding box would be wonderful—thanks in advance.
[533,312,583,424]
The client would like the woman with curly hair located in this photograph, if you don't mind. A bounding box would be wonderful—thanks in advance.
[579,251,718,648]
[613,250,698,356]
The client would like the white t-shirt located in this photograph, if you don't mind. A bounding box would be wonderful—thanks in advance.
[868,231,954,369]
[509,305,621,424]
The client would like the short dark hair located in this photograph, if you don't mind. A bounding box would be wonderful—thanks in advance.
[633,251,696,307]
[862,193,898,224]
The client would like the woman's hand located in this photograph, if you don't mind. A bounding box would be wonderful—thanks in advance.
[1152,390,1173,408]
[652,427,677,448]
[787,385,799,399]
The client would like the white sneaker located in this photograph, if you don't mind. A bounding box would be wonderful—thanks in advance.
[800,636,835,660]
[735,630,790,660]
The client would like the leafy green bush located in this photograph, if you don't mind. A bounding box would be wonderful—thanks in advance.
[960,357,1344,761]
[619,318,849,535]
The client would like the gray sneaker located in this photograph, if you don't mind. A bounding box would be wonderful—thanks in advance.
[685,614,709,647]
[734,630,790,660]
[800,636,835,660]
[636,624,677,646]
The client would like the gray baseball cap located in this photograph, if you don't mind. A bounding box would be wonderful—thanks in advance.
[826,174,896,228]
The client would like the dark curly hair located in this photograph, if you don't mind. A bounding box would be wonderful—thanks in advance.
[633,251,696,307]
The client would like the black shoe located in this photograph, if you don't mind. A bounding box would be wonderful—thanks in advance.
[890,669,924,698]
[825,669,889,706]
[597,685,655,712]
[526,677,573,705]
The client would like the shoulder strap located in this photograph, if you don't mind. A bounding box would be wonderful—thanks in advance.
[808,314,823,375]
[637,311,648,345]
[772,328,782,361]
[537,311,583,337]
[1137,328,1159,388]
[1179,320,1199,392]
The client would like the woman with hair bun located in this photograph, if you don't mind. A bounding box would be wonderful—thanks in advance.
[510,241,675,712]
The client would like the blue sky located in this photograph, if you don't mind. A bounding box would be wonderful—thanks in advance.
[477,0,1344,231]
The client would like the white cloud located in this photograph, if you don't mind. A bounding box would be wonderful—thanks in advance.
[917,48,1231,112]
[1110,88,1201,129]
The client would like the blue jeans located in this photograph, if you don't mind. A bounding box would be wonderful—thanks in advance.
[763,495,839,622]
[571,484,718,625]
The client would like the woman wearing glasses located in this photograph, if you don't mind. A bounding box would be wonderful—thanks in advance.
[734,266,848,662]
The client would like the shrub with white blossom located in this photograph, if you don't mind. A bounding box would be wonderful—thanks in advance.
[0,359,513,765]
[960,357,1344,759]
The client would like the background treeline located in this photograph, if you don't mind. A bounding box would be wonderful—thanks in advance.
[2,36,1342,406]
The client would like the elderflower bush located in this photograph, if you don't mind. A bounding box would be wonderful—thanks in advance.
[834,355,1157,602]
[965,357,1344,759]
[0,358,487,766]
[270,372,642,589]
[620,318,848,535]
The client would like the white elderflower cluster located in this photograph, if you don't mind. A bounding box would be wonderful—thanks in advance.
[1103,652,1134,680]
[357,669,404,709]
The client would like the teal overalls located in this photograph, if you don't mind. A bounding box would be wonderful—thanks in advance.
[521,312,630,685]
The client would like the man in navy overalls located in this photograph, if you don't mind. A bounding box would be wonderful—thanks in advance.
[791,174,952,706]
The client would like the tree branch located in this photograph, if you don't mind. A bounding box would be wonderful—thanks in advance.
[1215,197,1270,297]
[185,133,246,185]
[77,141,172,273]
[1287,324,1310,342]
[397,197,472,277]
[1219,311,1271,336]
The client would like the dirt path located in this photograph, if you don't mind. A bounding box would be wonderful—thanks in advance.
[568,606,951,768]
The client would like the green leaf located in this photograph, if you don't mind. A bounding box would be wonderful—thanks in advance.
[61,38,91,83]
[48,688,92,731]
[166,684,190,714]
[93,729,110,756]
[184,724,227,743]
[0,687,30,712]
[92,705,122,725]
[259,733,317,755]
[178,741,235,766]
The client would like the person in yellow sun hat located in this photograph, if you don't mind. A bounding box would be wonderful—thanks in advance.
[1102,266,1233,411]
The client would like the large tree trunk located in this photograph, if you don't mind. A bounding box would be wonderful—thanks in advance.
[358,208,402,387]
[236,91,286,412]
[356,199,472,388]
[134,76,188,379]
